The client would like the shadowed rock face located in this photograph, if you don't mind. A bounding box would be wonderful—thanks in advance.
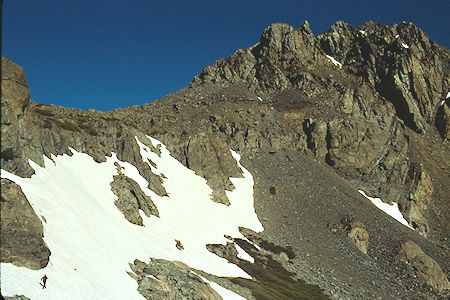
[1,20,449,299]
[435,99,450,141]
[1,178,50,269]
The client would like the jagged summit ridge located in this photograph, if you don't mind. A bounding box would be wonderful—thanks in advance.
[192,21,324,93]
[192,20,449,134]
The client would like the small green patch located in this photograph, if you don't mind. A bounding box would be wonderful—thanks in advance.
[228,238,325,299]
[48,117,79,131]
[231,242,327,299]
[34,108,55,117]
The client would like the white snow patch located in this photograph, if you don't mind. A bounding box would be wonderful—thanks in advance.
[1,136,263,299]
[148,275,160,281]
[326,55,342,68]
[443,92,450,105]
[235,244,254,263]
[358,190,414,230]
[191,271,246,300]
[242,237,261,250]
[402,42,410,49]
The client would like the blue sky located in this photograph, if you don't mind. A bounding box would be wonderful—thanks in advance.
[3,0,449,111]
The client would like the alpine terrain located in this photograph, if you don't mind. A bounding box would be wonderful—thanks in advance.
[1,20,449,299]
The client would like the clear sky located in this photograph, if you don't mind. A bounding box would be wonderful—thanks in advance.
[3,0,449,111]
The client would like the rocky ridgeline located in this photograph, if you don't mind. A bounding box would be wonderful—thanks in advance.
[1,20,449,299]
[193,20,449,135]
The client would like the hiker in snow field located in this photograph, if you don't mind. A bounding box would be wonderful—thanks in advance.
[41,275,48,289]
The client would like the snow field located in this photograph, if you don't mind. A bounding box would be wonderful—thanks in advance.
[1,136,264,299]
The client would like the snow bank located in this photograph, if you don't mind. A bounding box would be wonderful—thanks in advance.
[1,136,263,299]
[326,55,342,68]
[358,190,413,230]
[236,244,254,263]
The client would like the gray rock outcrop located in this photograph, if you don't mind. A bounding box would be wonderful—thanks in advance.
[1,57,30,126]
[110,174,159,226]
[128,259,223,300]
[0,178,50,269]
[4,296,31,300]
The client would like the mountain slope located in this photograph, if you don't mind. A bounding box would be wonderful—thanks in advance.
[1,20,449,299]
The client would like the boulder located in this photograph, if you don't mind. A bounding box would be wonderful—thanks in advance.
[398,240,450,292]
[342,217,369,254]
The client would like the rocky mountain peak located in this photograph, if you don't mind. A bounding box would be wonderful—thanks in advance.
[193,20,449,136]
[258,21,315,55]
[319,20,449,133]
[191,21,328,95]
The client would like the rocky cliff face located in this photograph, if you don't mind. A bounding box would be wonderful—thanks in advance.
[1,178,50,269]
[191,20,449,242]
[1,21,449,299]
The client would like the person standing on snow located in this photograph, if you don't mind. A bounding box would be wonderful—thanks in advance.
[41,274,48,289]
